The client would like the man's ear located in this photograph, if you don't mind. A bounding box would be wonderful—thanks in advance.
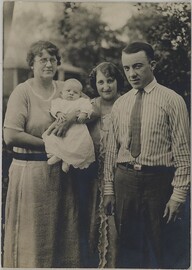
[150,60,157,71]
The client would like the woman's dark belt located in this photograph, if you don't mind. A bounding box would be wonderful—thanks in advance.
[118,162,173,173]
[13,152,48,161]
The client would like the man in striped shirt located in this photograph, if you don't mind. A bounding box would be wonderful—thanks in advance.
[103,42,190,268]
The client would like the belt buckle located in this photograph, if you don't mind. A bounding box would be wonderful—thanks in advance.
[133,164,142,171]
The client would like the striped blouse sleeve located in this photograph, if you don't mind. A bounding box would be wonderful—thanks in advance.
[103,102,119,195]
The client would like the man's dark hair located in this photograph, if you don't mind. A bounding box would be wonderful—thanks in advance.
[122,42,155,61]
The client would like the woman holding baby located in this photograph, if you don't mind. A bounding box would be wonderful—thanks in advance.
[3,40,124,268]
[3,40,84,268]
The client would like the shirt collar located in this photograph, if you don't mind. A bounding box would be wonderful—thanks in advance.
[133,78,157,94]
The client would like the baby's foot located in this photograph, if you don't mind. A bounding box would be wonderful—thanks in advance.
[62,162,70,173]
[48,155,61,165]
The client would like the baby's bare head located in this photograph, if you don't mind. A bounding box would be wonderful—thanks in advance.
[61,79,83,101]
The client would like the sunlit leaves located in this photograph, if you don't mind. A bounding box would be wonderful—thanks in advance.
[58,2,124,74]
[121,2,190,110]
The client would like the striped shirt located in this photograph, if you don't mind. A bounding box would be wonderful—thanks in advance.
[104,78,190,203]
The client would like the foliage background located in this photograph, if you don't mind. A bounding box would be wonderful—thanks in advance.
[57,2,191,107]
[4,1,191,105]
[2,1,191,263]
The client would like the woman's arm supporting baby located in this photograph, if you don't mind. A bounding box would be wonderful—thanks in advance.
[46,110,79,137]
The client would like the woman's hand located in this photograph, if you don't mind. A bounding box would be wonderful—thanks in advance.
[46,110,80,137]
[103,194,115,216]
[56,112,66,122]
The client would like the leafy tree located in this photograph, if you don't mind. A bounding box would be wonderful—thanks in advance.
[121,2,191,110]
[58,3,125,74]
[58,2,128,96]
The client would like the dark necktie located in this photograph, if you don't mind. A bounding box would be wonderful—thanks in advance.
[130,89,144,158]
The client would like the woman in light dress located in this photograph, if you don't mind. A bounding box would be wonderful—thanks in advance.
[3,40,81,268]
[88,62,125,268]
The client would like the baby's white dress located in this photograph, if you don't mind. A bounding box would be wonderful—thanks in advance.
[42,97,95,169]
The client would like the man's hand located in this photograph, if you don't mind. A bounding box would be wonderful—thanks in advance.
[163,199,184,223]
[103,195,115,216]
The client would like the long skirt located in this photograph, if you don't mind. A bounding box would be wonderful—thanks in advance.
[3,159,81,268]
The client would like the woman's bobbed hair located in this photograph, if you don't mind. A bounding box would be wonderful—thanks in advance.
[26,40,61,67]
[89,62,124,92]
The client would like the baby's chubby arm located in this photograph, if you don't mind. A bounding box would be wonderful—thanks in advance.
[77,97,94,124]
[47,98,67,135]
[77,112,88,123]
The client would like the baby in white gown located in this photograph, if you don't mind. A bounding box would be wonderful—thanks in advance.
[42,79,95,172]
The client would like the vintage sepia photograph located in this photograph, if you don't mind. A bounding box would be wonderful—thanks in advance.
[2,0,191,268]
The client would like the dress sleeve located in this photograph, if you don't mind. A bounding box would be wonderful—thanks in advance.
[4,84,29,131]
[79,98,93,118]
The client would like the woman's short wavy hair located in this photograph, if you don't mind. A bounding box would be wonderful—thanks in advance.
[89,62,124,92]
[26,40,61,67]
